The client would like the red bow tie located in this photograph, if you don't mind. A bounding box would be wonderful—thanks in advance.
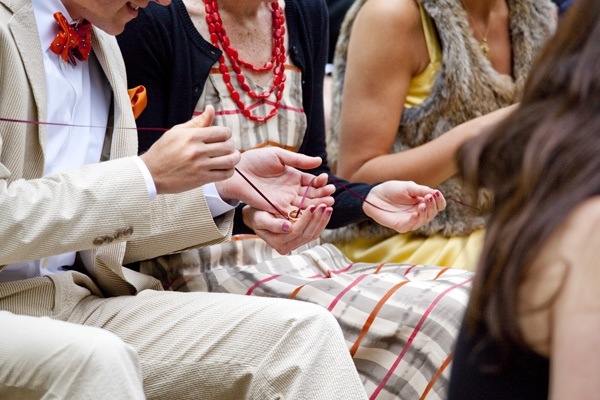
[49,12,92,66]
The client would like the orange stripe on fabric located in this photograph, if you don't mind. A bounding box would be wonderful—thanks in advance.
[231,234,259,241]
[370,277,473,400]
[434,267,450,280]
[419,352,453,400]
[349,280,410,357]
[237,141,300,153]
[374,263,386,274]
[289,285,305,300]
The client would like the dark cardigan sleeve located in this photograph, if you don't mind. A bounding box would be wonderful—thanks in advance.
[118,0,220,153]
[289,0,378,229]
[117,3,175,153]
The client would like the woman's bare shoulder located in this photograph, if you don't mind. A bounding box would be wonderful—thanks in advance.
[356,0,422,37]
[520,197,600,353]
[561,197,600,250]
[535,196,600,289]
[524,197,600,293]
[350,0,426,74]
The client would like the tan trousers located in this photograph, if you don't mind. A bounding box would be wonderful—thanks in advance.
[0,311,145,400]
[0,272,368,400]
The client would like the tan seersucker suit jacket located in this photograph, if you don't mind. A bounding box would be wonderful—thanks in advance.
[0,0,234,296]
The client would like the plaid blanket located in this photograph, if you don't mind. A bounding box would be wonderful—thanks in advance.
[141,238,473,400]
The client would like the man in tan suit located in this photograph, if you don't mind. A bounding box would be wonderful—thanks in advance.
[0,0,373,398]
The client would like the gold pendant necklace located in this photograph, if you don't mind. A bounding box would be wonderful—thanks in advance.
[461,0,497,59]
[479,38,490,58]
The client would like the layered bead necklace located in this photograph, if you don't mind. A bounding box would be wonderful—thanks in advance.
[204,0,287,123]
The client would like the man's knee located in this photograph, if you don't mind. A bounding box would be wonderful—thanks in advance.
[280,300,340,334]
[67,327,139,372]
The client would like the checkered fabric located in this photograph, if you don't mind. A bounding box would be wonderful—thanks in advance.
[140,239,472,400]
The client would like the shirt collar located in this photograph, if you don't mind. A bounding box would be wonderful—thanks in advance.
[32,0,76,55]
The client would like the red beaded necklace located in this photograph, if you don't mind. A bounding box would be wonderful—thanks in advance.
[204,0,287,123]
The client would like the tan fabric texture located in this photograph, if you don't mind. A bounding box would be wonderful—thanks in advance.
[0,273,369,400]
[144,241,474,400]
[0,0,234,297]
[0,310,145,400]
[0,1,369,398]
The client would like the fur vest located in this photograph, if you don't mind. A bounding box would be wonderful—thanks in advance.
[324,0,556,242]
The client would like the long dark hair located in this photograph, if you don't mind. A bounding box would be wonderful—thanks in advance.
[457,0,600,354]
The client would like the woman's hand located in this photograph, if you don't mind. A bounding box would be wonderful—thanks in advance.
[242,204,332,255]
[363,181,446,233]
[215,147,335,217]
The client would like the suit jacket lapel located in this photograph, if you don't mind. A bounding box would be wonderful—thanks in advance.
[83,30,152,296]
[92,29,137,160]
[9,0,48,161]
[3,0,154,296]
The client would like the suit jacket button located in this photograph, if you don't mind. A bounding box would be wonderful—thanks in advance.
[93,237,104,246]
[125,227,134,237]
[103,235,114,244]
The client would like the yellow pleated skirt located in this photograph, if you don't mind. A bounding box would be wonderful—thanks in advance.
[334,228,484,271]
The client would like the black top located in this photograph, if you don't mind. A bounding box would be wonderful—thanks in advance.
[326,0,355,64]
[117,0,377,234]
[448,318,550,400]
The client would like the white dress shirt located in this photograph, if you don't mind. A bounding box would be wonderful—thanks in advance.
[0,0,236,282]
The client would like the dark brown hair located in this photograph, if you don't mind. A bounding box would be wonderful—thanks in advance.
[457,0,600,354]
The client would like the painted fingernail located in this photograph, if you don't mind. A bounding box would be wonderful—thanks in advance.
[282,223,291,232]
[309,205,317,214]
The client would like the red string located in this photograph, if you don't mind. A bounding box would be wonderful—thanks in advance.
[0,117,480,213]
[234,167,290,220]
[0,116,166,132]
[445,196,481,211]
[327,179,404,213]
[298,178,481,213]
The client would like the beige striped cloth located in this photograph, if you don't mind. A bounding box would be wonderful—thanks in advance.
[140,238,472,400]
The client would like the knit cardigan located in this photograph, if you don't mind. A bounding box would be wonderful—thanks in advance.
[325,0,556,241]
[117,0,378,234]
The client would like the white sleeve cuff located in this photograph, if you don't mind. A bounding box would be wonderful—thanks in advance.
[132,157,238,217]
[203,183,239,218]
[133,156,157,201]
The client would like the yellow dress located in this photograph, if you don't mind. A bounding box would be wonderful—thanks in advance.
[335,3,484,271]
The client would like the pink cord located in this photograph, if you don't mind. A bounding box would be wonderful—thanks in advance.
[0,117,480,213]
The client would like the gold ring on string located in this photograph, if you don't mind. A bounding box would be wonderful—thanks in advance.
[287,208,302,222]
